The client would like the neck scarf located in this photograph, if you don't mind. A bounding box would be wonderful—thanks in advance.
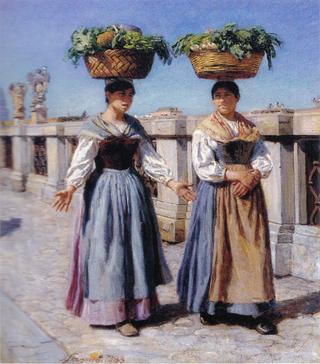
[79,113,147,140]
[197,111,260,143]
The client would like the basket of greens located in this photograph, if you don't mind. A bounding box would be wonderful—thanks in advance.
[67,25,172,79]
[172,23,282,79]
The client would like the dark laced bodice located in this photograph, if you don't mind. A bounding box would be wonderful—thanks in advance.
[218,140,256,165]
[95,136,140,171]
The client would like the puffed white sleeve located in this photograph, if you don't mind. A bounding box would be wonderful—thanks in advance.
[65,136,99,188]
[192,129,226,182]
[250,138,273,178]
[138,138,174,185]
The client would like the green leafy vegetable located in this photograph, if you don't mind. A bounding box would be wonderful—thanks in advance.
[172,23,282,69]
[66,26,172,66]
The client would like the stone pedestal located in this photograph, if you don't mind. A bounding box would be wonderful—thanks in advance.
[41,126,67,202]
[249,108,294,135]
[9,125,29,191]
[12,110,26,121]
[26,173,48,198]
[154,200,188,242]
[31,108,47,124]
[250,110,295,277]
[268,223,294,276]
[148,116,189,242]
[0,135,13,187]
[0,137,6,168]
[10,170,26,192]
[262,139,295,276]
[0,168,12,188]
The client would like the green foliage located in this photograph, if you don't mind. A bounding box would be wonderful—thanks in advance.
[66,26,172,66]
[66,27,109,66]
[172,23,282,69]
[171,33,213,56]
[111,30,171,64]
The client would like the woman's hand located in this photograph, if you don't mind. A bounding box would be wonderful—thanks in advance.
[230,170,261,198]
[240,170,261,189]
[51,185,76,212]
[225,169,260,187]
[231,182,250,197]
[167,180,197,202]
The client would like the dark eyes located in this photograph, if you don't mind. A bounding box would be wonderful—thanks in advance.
[119,91,133,97]
[214,93,232,98]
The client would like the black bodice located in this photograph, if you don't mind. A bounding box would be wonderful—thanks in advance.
[219,140,256,165]
[95,136,140,171]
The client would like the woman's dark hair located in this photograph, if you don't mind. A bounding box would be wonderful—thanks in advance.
[104,80,135,103]
[211,81,240,99]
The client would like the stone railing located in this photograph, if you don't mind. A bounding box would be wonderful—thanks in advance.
[1,107,319,281]
[0,121,83,198]
[246,107,320,280]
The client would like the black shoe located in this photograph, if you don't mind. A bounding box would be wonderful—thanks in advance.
[200,312,219,326]
[255,318,278,335]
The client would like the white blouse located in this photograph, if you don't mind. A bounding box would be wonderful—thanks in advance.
[66,135,173,188]
[192,120,273,183]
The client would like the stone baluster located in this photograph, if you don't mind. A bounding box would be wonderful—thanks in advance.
[0,137,6,168]
[10,125,29,191]
[249,108,295,276]
[41,125,68,201]
[143,110,189,242]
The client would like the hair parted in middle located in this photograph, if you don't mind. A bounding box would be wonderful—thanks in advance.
[211,81,240,99]
[104,79,136,103]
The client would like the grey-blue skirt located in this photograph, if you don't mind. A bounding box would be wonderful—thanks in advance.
[67,167,172,325]
[177,180,274,317]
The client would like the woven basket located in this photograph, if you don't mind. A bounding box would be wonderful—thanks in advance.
[188,49,264,79]
[85,49,155,79]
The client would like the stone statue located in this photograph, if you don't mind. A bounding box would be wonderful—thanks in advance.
[9,83,27,119]
[267,102,285,111]
[27,66,50,111]
[27,66,50,123]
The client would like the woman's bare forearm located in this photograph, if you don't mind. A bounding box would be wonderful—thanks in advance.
[66,185,77,193]
[225,170,248,182]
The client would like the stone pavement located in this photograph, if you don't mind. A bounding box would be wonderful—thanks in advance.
[0,188,320,363]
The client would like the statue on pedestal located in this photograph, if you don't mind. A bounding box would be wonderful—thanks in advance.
[9,83,27,119]
[27,66,50,123]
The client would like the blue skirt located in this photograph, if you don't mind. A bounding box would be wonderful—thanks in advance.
[67,167,172,325]
[177,180,274,317]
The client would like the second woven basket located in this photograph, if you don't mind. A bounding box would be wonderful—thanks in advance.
[188,50,264,79]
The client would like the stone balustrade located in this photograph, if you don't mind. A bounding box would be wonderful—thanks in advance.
[0,107,319,281]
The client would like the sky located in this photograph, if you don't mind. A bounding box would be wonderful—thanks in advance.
[0,0,319,118]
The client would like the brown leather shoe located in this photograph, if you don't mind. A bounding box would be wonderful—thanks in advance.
[116,322,139,337]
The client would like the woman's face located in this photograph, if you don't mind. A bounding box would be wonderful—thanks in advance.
[106,88,134,113]
[212,87,239,117]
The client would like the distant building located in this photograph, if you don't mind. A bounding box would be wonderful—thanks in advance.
[148,107,183,118]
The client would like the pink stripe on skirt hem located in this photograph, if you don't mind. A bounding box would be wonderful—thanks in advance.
[79,295,160,326]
